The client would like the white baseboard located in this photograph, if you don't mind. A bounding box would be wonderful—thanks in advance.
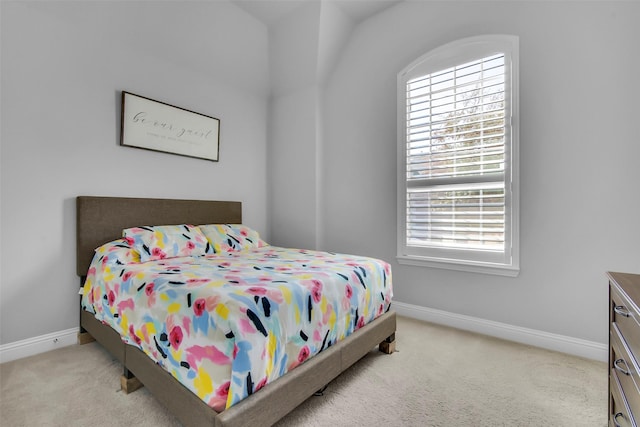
[0,327,79,364]
[393,301,608,362]
[1,303,608,364]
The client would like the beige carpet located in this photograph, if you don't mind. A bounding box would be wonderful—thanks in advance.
[0,316,607,426]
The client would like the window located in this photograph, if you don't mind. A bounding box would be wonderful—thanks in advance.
[397,35,519,276]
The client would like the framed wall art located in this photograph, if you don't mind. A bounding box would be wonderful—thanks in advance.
[120,91,220,162]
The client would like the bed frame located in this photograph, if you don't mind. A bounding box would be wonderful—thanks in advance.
[76,195,396,427]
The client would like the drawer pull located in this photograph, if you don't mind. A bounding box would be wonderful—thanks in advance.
[614,358,631,376]
[614,306,631,317]
[614,411,625,427]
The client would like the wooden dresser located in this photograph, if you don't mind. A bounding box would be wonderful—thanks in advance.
[609,272,640,427]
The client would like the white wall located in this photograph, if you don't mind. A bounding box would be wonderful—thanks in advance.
[267,2,354,249]
[2,0,638,355]
[0,1,269,345]
[267,3,320,248]
[321,1,640,345]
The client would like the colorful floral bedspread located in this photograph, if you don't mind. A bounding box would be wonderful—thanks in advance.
[81,245,393,411]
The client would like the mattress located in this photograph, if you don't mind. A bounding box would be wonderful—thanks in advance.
[81,244,393,412]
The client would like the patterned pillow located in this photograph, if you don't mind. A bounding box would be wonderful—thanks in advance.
[198,224,268,253]
[122,224,211,262]
[94,238,141,266]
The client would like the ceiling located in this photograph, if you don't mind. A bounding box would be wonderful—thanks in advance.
[232,0,402,26]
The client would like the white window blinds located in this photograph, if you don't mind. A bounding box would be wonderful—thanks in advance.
[397,35,519,276]
[405,54,506,251]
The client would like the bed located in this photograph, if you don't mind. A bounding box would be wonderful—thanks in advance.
[76,195,396,427]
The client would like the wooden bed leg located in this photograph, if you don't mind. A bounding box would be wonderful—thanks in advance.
[121,368,143,394]
[379,333,396,354]
[314,384,328,396]
[77,331,95,345]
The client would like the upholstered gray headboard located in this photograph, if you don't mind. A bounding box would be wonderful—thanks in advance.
[76,196,242,276]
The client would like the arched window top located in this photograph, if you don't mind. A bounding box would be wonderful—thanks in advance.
[401,35,519,82]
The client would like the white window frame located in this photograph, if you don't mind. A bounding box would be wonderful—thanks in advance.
[397,35,520,276]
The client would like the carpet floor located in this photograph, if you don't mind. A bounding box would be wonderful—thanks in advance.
[0,316,607,426]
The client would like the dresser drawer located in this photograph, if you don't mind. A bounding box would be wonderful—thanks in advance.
[612,322,640,423]
[611,369,637,427]
[611,282,640,363]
